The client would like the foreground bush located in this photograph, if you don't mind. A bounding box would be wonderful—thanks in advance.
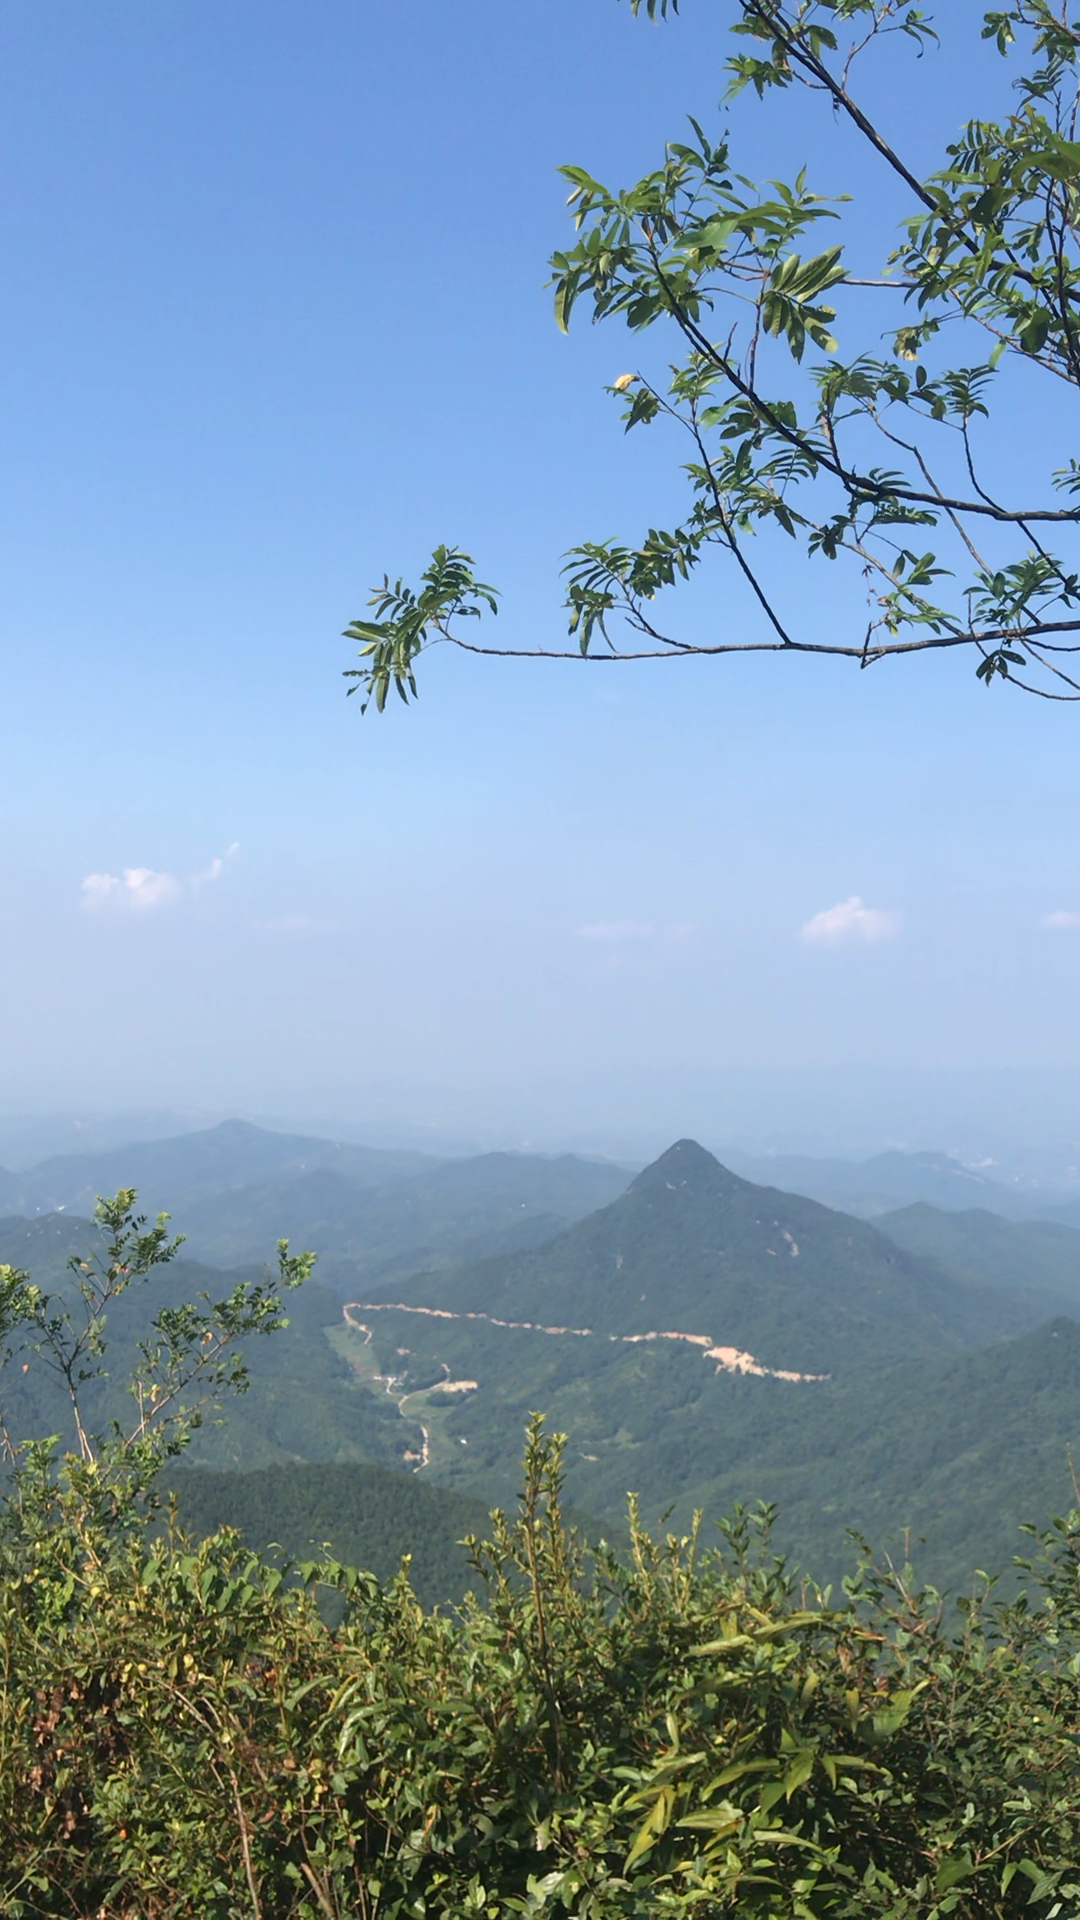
[2,1422,1080,1917]
[2,1195,1080,1915]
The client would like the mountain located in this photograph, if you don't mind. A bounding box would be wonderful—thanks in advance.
[326,1283,1080,1595]
[0,1127,633,1292]
[0,1110,217,1170]
[6,1138,1080,1598]
[718,1146,1050,1219]
[877,1204,1080,1312]
[0,1210,105,1280]
[0,1120,438,1221]
[176,1150,633,1276]
[365,1139,1044,1375]
[1039,1195,1080,1232]
[312,1139,1080,1585]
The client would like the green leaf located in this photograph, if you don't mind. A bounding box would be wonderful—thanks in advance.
[1018,307,1051,355]
[935,1853,973,1893]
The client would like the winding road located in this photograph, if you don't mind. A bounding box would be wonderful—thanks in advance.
[342,1299,828,1383]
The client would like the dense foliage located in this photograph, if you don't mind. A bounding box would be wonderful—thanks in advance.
[166,1458,494,1610]
[349,0,1080,708]
[4,1412,1080,1916]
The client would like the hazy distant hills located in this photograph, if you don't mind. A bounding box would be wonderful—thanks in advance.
[175,1149,633,1276]
[0,1121,633,1283]
[720,1146,1070,1219]
[0,1119,437,1221]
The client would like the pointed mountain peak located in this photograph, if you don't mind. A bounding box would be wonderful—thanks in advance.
[630,1138,743,1198]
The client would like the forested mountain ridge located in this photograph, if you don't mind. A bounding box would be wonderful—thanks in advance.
[877,1203,1080,1312]
[364,1138,1064,1375]
[173,1314,1080,1596]
[0,1124,634,1284]
[5,1137,1080,1595]
[174,1148,632,1273]
[662,1315,1080,1593]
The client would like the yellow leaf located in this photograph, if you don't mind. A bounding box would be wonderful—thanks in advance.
[613,372,638,391]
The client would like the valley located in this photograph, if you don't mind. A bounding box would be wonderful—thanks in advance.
[4,1120,1080,1596]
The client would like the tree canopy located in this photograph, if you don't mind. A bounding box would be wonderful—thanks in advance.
[346,1,1080,710]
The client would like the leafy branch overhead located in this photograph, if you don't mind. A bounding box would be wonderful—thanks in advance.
[347,0,1080,705]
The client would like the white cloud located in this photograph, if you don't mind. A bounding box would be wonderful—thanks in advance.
[193,842,241,888]
[577,920,656,943]
[82,867,181,911]
[80,873,121,907]
[1042,910,1080,929]
[799,896,902,946]
[81,843,239,913]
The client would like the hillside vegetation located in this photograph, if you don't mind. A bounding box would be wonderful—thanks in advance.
[370,1141,1051,1373]
[178,1148,631,1275]
[4,1416,1080,1917]
[322,1142,1080,1586]
[4,1169,1080,1912]
[166,1459,494,1608]
[7,1139,1080,1591]
[0,1121,634,1283]
[0,1225,427,1474]
[879,1204,1080,1310]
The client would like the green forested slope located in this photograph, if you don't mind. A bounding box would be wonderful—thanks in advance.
[175,1149,632,1273]
[166,1459,494,1607]
[669,1316,1080,1592]
[7,1144,1080,1597]
[10,1420,1080,1918]
[879,1202,1080,1308]
[333,1295,1080,1590]
[368,1140,1059,1374]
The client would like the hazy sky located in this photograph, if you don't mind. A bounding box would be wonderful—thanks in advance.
[2,0,1078,1149]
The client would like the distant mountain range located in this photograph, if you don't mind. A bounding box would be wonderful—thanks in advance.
[0,1120,633,1281]
[0,1119,438,1220]
[175,1147,633,1279]
[719,1146,1076,1218]
[3,1125,1080,1595]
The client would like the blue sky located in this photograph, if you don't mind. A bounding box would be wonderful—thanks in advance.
[1,0,1078,1152]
